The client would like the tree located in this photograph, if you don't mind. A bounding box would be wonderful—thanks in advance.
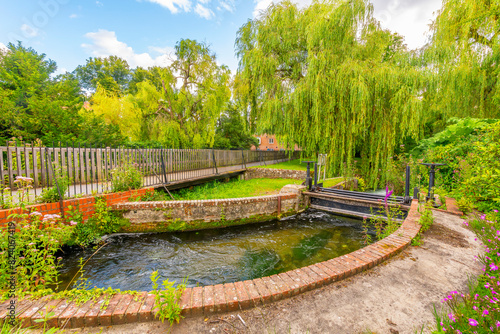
[235,0,425,187]
[425,0,500,121]
[213,103,259,149]
[132,39,231,148]
[74,56,131,94]
[0,42,124,146]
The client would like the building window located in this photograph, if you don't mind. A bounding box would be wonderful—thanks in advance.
[257,137,261,145]
[268,138,274,144]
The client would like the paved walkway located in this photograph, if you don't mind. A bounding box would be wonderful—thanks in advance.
[56,210,482,334]
[7,159,287,204]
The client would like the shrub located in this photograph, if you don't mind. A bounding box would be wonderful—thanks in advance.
[111,162,143,193]
[70,197,128,247]
[150,271,187,325]
[38,173,69,204]
[0,211,73,297]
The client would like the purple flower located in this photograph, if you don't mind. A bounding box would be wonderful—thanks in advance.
[483,309,489,316]
[469,319,478,326]
[490,263,498,271]
[448,313,456,322]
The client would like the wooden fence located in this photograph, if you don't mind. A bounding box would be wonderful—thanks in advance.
[1,144,299,198]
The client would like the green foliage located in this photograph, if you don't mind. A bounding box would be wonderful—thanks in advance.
[111,161,143,193]
[213,102,259,149]
[74,56,131,94]
[0,42,124,146]
[235,0,425,188]
[0,212,72,296]
[150,271,187,325]
[37,172,69,204]
[70,197,127,247]
[417,120,500,212]
[426,0,500,121]
[412,202,434,246]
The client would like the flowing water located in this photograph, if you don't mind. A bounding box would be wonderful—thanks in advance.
[57,209,373,291]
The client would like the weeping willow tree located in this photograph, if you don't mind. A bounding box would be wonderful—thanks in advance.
[425,0,500,123]
[235,0,426,187]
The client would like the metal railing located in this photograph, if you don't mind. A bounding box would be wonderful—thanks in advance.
[1,142,299,199]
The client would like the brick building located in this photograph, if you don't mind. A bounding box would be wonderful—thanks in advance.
[250,134,299,151]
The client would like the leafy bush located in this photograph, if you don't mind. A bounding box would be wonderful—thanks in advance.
[417,120,500,212]
[150,271,187,325]
[0,212,72,297]
[111,162,143,193]
[38,173,69,204]
[70,197,127,247]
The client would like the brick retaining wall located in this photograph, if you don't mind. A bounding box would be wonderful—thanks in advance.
[1,199,424,329]
[0,188,154,229]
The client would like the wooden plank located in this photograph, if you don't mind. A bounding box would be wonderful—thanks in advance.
[97,146,102,181]
[6,145,13,191]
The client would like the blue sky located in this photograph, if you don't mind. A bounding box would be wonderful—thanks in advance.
[0,0,442,75]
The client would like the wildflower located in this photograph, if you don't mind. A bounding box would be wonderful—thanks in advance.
[28,242,35,246]
[70,221,78,226]
[483,309,489,316]
[19,257,25,260]
[448,313,456,322]
[496,321,500,328]
[57,257,62,260]
[490,263,498,271]
[469,319,478,326]
[30,211,42,217]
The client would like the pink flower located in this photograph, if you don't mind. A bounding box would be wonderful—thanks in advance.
[469,318,478,326]
[483,309,489,316]
[70,221,78,226]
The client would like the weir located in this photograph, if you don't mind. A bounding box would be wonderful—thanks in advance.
[304,161,414,220]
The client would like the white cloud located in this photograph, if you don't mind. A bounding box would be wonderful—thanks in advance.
[0,42,7,51]
[82,29,174,68]
[20,24,39,38]
[217,0,234,12]
[372,0,441,49]
[195,3,214,19]
[69,14,79,19]
[96,1,104,7]
[253,0,311,17]
[142,0,191,14]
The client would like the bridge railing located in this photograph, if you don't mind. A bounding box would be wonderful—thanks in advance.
[0,143,300,198]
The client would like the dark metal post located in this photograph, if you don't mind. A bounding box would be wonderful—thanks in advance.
[241,150,247,169]
[313,162,318,191]
[413,187,420,200]
[46,148,64,217]
[160,147,169,184]
[212,149,219,174]
[420,163,446,203]
[302,161,315,191]
[404,165,411,203]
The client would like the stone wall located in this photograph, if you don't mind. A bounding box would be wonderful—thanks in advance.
[112,189,307,233]
[243,168,311,181]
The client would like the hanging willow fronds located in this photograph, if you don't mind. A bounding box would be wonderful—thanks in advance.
[235,0,426,187]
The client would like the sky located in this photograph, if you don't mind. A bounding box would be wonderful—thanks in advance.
[0,0,443,75]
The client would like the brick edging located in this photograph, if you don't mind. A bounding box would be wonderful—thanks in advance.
[2,200,422,329]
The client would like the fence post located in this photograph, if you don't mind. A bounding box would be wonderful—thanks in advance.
[161,147,169,184]
[241,150,247,169]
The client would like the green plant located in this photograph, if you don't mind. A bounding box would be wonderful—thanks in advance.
[0,211,73,297]
[150,271,187,325]
[110,161,143,193]
[412,202,434,246]
[70,197,127,247]
[37,170,69,204]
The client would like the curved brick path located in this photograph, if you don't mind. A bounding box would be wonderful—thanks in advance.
[1,199,434,330]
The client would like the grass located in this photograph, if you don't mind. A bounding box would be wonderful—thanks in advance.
[252,159,310,171]
[140,178,304,202]
[322,177,344,188]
